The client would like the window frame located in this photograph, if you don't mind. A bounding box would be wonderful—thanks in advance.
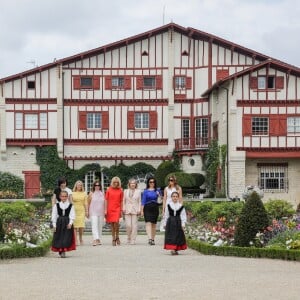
[134,112,149,129]
[287,117,300,134]
[87,112,102,130]
[111,76,125,89]
[143,76,156,89]
[258,164,288,193]
[252,117,269,136]
[195,118,209,145]
[257,75,275,90]
[15,112,47,130]
[174,76,186,89]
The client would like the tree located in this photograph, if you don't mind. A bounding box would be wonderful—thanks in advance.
[234,191,269,247]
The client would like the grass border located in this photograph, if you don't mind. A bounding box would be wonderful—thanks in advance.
[187,238,300,261]
[0,238,52,260]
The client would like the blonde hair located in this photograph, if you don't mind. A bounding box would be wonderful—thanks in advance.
[73,180,85,192]
[110,176,121,188]
[127,179,138,188]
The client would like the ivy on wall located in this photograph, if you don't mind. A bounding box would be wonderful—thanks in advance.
[203,140,227,197]
[36,146,100,193]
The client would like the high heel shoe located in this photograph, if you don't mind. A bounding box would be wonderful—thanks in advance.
[116,237,121,245]
[112,239,116,246]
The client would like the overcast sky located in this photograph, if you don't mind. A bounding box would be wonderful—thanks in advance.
[0,0,299,78]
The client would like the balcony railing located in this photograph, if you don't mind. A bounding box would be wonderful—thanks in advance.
[175,137,210,151]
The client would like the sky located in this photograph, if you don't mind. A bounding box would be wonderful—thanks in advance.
[0,0,300,78]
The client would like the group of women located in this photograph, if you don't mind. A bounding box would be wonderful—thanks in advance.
[51,174,187,257]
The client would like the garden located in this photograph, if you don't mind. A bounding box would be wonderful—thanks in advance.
[0,201,52,259]
[185,191,300,260]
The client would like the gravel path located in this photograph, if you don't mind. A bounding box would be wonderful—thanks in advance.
[1,234,300,300]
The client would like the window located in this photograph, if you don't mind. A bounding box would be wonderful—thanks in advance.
[111,77,124,88]
[258,164,288,192]
[143,77,156,89]
[182,119,190,146]
[258,76,275,89]
[136,75,162,90]
[87,113,101,129]
[195,118,208,145]
[127,111,157,130]
[79,111,109,130]
[15,113,47,129]
[252,117,268,135]
[287,117,300,134]
[27,81,35,89]
[73,76,100,89]
[135,113,149,129]
[175,77,186,89]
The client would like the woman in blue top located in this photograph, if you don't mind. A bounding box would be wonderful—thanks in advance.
[141,177,161,245]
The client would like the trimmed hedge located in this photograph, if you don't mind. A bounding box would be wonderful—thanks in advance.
[187,238,300,261]
[0,238,52,260]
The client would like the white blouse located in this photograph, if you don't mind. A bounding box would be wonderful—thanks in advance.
[163,201,187,227]
[51,200,75,227]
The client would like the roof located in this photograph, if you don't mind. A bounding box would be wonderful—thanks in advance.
[1,22,298,83]
[201,59,300,97]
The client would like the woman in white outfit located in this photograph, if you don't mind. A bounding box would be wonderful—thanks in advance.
[123,179,141,245]
[161,175,183,231]
[87,180,105,246]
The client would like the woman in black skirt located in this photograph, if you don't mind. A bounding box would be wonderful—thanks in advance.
[51,190,76,258]
[163,191,187,255]
[141,177,161,245]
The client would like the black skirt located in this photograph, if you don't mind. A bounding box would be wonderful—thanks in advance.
[51,216,76,252]
[143,202,159,224]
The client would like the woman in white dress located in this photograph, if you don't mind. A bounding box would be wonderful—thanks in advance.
[161,175,183,231]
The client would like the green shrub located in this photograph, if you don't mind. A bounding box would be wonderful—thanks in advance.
[0,217,4,242]
[190,173,205,187]
[165,172,196,188]
[185,201,214,223]
[264,199,295,220]
[234,192,269,247]
[0,201,35,223]
[155,161,179,188]
[0,172,24,199]
[207,202,244,226]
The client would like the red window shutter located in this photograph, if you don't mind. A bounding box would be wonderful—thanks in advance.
[127,111,135,129]
[242,116,252,136]
[105,76,112,89]
[79,111,87,130]
[216,69,229,81]
[186,77,192,89]
[270,116,286,136]
[278,117,287,135]
[156,76,162,89]
[124,76,131,89]
[93,76,100,89]
[269,116,277,136]
[275,76,284,89]
[136,76,143,90]
[250,77,258,89]
[102,111,109,130]
[73,76,81,90]
[149,111,158,129]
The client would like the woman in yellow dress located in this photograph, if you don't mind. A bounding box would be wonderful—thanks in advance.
[72,180,88,245]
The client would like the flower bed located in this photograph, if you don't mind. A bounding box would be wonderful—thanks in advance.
[0,201,52,259]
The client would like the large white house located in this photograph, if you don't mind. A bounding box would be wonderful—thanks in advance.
[0,23,299,206]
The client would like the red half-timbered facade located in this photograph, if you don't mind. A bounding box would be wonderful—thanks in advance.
[0,23,299,204]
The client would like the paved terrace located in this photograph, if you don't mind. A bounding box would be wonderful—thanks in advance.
[1,233,300,300]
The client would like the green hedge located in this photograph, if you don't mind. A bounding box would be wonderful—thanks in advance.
[0,237,52,259]
[187,239,300,261]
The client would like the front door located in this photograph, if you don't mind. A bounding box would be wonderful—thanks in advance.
[23,171,41,198]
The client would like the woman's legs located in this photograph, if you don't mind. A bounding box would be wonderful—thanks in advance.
[79,227,84,244]
[115,222,120,245]
[130,214,138,244]
[151,223,156,245]
[111,222,116,245]
[125,214,132,243]
[98,215,104,242]
[91,216,99,241]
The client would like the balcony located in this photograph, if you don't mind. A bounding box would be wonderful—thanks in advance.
[174,137,210,151]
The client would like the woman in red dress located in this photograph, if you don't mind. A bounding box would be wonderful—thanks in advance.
[105,176,124,246]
